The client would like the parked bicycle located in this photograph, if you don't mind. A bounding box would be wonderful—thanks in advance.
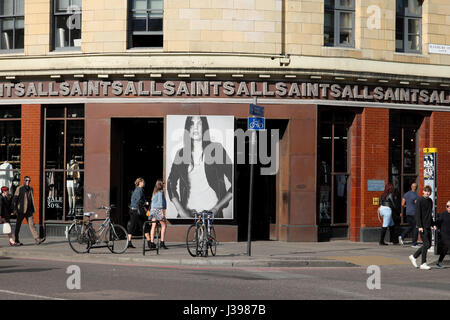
[67,205,129,254]
[142,220,161,255]
[186,210,216,257]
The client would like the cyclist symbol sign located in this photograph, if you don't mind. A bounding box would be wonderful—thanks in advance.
[248,117,265,130]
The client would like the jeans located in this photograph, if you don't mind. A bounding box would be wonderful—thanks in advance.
[413,229,432,264]
[401,215,419,245]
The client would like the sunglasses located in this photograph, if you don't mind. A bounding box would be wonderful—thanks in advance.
[24,179,31,182]
[447,205,450,208]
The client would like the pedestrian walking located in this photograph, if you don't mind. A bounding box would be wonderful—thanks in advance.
[0,186,15,246]
[399,182,420,247]
[144,179,168,250]
[12,176,45,245]
[409,185,436,270]
[127,177,148,249]
[378,182,399,245]
[435,200,450,269]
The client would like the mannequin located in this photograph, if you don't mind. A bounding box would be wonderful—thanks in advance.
[0,161,14,189]
[66,159,80,216]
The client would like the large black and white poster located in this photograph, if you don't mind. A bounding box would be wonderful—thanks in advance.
[166,115,234,219]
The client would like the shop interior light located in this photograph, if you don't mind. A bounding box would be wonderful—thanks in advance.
[5,76,15,80]
[335,77,345,80]
[178,74,190,78]
[124,74,135,78]
[310,75,322,79]
[74,74,84,78]
[205,74,216,77]
[285,74,296,78]
[399,81,409,85]
[50,75,61,79]
[150,74,162,78]
[378,79,389,83]
[98,74,109,78]
[440,84,449,87]
[259,74,270,78]
[232,74,244,78]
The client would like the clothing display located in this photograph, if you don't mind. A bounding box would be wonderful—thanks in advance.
[66,159,80,215]
[0,161,14,189]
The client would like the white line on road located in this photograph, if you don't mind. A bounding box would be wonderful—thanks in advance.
[0,289,66,300]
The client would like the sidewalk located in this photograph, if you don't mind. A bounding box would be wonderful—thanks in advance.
[0,237,439,268]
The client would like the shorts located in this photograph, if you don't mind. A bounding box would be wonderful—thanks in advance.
[149,208,166,221]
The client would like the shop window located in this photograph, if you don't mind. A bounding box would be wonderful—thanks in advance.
[0,106,21,195]
[324,0,355,48]
[396,0,422,53]
[0,0,24,52]
[389,111,424,223]
[318,110,355,227]
[43,105,84,221]
[52,0,82,50]
[129,0,163,48]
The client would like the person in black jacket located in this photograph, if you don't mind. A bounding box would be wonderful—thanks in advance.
[0,186,15,246]
[435,200,450,269]
[378,183,399,245]
[409,185,436,270]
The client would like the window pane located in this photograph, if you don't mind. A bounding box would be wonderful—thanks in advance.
[0,19,13,50]
[150,0,163,10]
[396,0,404,15]
[406,0,421,16]
[340,12,352,29]
[407,35,420,51]
[70,16,81,46]
[72,0,82,9]
[45,171,64,220]
[15,0,24,15]
[324,0,334,9]
[133,0,148,10]
[339,12,352,45]
[0,106,20,118]
[45,120,65,169]
[339,0,354,8]
[66,120,84,169]
[55,15,70,47]
[403,128,417,174]
[319,123,332,175]
[46,106,65,118]
[334,125,348,173]
[396,17,404,51]
[0,0,14,16]
[148,16,163,31]
[408,18,420,35]
[132,12,147,32]
[339,28,352,45]
[0,121,21,171]
[14,17,24,49]
[333,174,348,223]
[56,0,70,13]
[324,11,334,46]
[67,105,84,118]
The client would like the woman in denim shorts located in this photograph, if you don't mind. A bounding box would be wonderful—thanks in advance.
[145,179,168,250]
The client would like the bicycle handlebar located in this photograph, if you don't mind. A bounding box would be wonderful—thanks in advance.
[191,210,214,219]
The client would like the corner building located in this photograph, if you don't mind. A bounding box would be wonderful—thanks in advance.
[2,0,450,242]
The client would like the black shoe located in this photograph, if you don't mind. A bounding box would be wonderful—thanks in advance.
[161,241,168,249]
[35,238,45,245]
[15,241,23,246]
[379,242,388,246]
[147,240,152,249]
[127,242,136,249]
[150,242,156,250]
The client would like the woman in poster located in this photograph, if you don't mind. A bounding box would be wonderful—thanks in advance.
[167,116,233,218]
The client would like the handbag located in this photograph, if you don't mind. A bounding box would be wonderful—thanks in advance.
[0,222,11,234]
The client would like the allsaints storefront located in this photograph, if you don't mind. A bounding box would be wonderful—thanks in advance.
[4,79,450,242]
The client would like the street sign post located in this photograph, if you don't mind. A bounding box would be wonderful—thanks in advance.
[248,117,265,130]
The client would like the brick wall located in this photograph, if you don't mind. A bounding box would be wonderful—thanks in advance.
[21,105,42,225]
[359,108,389,229]
[349,113,362,241]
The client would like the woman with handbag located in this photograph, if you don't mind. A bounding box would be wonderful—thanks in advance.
[0,186,16,246]
[378,182,399,245]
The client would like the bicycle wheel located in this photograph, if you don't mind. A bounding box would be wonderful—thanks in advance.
[68,223,91,254]
[155,223,161,255]
[186,224,199,257]
[209,226,217,256]
[107,224,129,254]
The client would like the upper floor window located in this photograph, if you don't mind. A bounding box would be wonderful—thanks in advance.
[53,0,82,50]
[129,0,163,48]
[324,0,355,48]
[396,0,422,53]
[0,0,24,52]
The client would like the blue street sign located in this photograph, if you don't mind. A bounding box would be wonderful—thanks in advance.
[248,117,265,130]
[249,104,264,117]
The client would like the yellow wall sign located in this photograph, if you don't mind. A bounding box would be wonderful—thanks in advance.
[423,148,437,153]
[373,197,379,205]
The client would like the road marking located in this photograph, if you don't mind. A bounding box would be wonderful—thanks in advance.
[324,256,409,266]
[0,289,66,300]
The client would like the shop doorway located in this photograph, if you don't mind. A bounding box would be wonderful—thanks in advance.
[110,118,164,231]
[235,119,288,241]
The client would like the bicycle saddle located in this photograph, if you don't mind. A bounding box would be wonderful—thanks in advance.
[83,212,96,217]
